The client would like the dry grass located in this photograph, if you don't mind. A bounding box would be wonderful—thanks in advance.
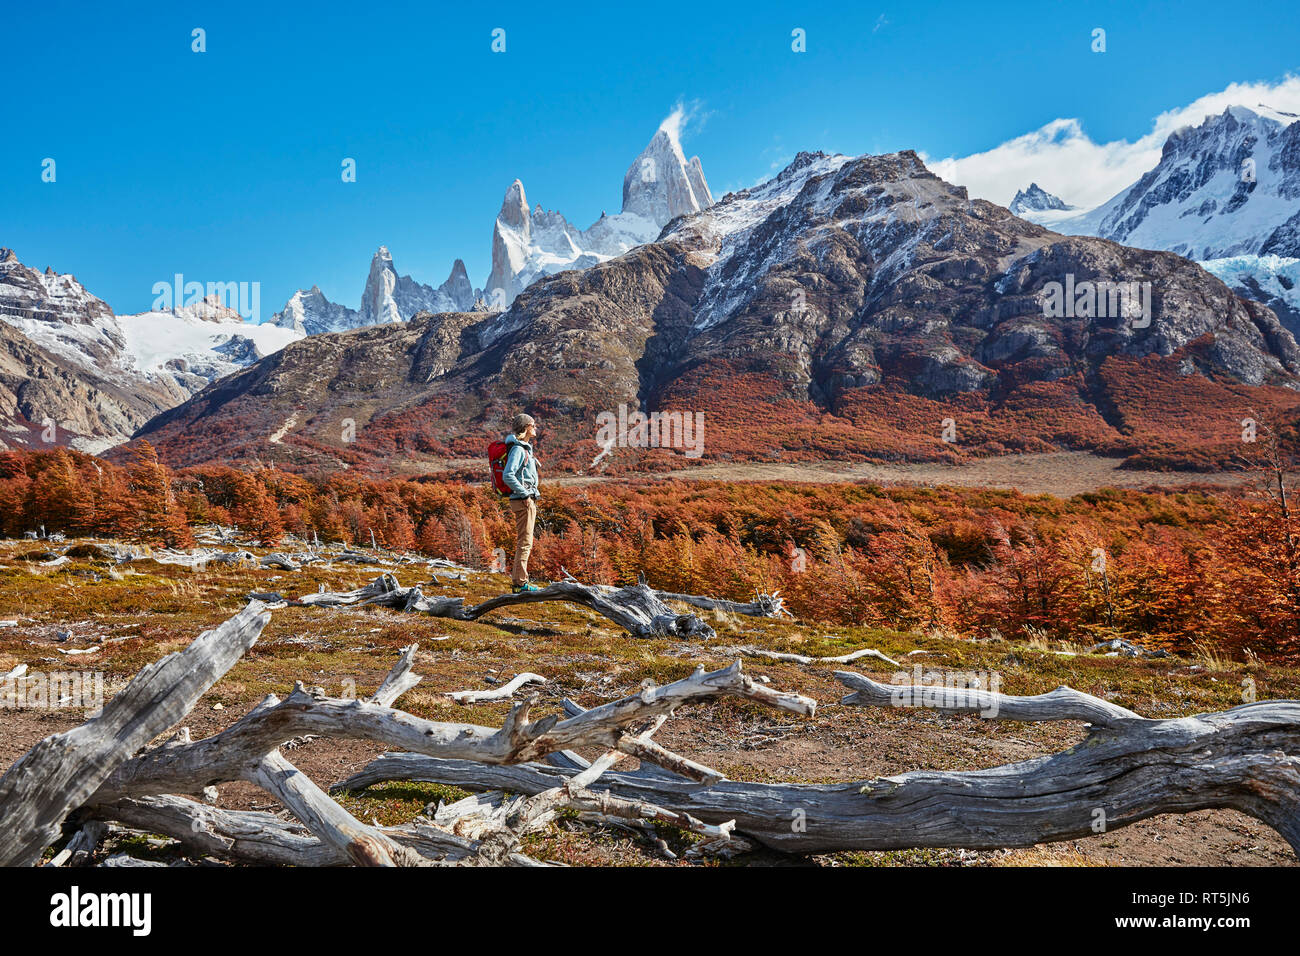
[3,536,1298,867]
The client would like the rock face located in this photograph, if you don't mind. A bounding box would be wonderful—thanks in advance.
[1049,106,1300,260]
[0,247,124,368]
[0,248,301,452]
[440,259,475,312]
[1010,183,1074,216]
[484,123,713,307]
[1260,208,1300,258]
[132,150,1300,472]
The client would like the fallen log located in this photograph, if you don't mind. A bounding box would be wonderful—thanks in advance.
[656,589,792,620]
[87,659,812,807]
[209,550,258,567]
[465,581,716,640]
[48,640,803,865]
[0,600,271,867]
[297,573,716,640]
[78,795,542,866]
[334,551,383,565]
[247,748,427,866]
[338,671,1300,857]
[293,573,468,617]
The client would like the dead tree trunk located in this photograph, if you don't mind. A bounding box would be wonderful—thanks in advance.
[338,671,1300,856]
[464,581,715,639]
[0,601,271,867]
[298,574,717,639]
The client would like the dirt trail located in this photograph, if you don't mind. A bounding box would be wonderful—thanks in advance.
[410,451,1247,496]
[560,452,1249,497]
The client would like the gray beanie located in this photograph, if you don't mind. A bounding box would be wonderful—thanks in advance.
[511,413,536,435]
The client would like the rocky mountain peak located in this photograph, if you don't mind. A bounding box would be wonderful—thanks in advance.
[1047,104,1300,260]
[360,246,402,326]
[621,127,713,226]
[131,147,1300,474]
[440,259,475,311]
[485,121,715,308]
[498,180,531,231]
[1010,183,1074,215]
[170,293,244,325]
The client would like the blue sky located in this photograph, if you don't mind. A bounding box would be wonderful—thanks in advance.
[3,0,1298,318]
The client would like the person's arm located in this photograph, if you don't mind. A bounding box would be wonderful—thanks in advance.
[502,445,527,496]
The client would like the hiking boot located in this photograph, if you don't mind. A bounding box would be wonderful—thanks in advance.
[512,582,541,593]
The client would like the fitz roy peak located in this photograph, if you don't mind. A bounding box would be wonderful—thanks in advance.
[485,123,713,306]
[267,119,713,323]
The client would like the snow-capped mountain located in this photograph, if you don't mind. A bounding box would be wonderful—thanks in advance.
[268,247,477,335]
[0,248,302,451]
[0,248,130,373]
[267,286,362,337]
[662,150,853,333]
[622,127,713,228]
[1041,106,1300,259]
[117,297,302,394]
[1009,183,1075,217]
[484,123,713,307]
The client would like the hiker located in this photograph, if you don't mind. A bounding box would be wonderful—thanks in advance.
[501,413,541,593]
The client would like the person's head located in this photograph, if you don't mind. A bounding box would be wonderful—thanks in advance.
[511,413,538,443]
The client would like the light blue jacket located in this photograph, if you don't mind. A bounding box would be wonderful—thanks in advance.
[502,434,539,499]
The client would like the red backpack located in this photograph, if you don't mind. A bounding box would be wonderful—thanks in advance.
[488,440,512,496]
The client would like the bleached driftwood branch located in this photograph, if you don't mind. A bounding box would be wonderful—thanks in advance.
[78,794,541,866]
[339,670,1300,857]
[449,673,547,703]
[17,599,1296,865]
[834,671,1142,724]
[46,821,106,867]
[87,659,812,807]
[293,573,467,617]
[0,606,809,866]
[738,646,901,668]
[0,600,271,867]
[464,580,716,639]
[370,643,422,707]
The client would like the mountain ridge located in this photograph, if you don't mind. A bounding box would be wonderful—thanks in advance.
[124,148,1300,474]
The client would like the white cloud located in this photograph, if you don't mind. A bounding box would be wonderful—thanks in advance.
[659,100,711,148]
[924,76,1300,211]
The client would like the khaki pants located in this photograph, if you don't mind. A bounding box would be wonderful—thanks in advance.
[509,497,536,585]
